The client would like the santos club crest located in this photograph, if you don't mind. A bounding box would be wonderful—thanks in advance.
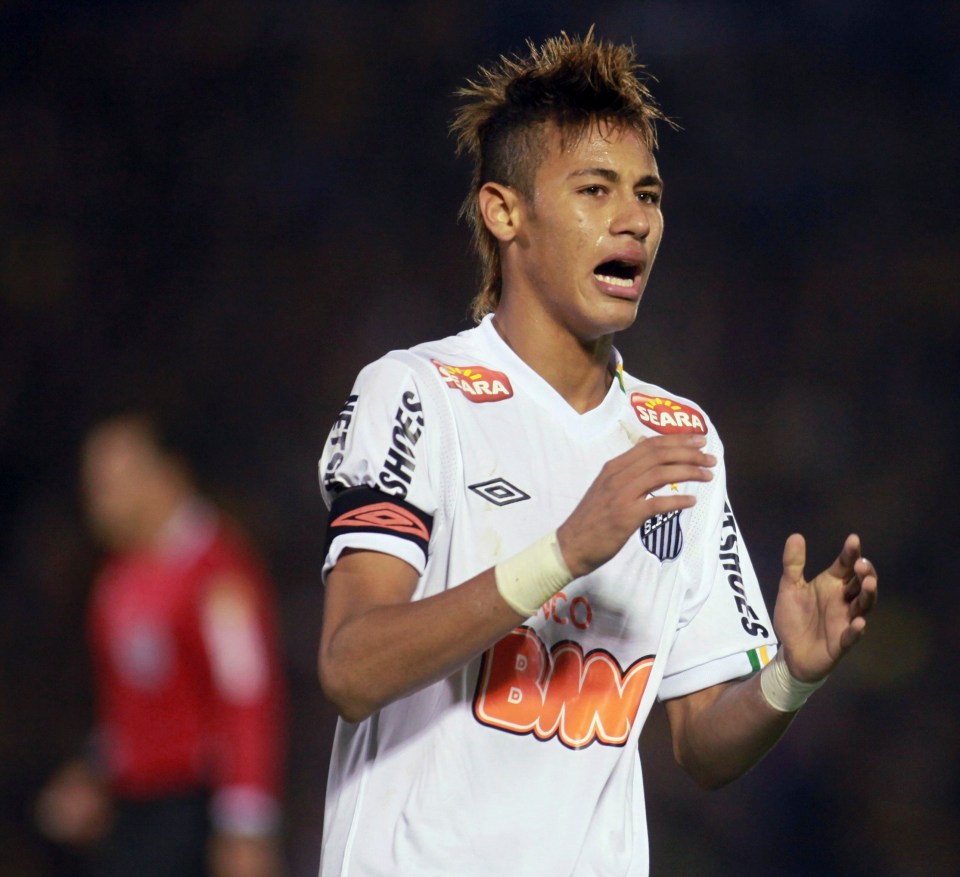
[640,508,683,561]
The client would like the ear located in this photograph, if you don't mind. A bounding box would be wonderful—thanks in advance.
[478,182,523,243]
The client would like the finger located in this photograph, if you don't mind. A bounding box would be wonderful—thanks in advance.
[585,462,710,526]
[828,533,861,582]
[619,442,715,468]
[573,445,708,503]
[641,492,698,520]
[631,463,715,500]
[852,559,878,614]
[616,445,716,489]
[633,433,709,450]
[839,615,868,651]
[628,480,703,527]
[842,552,877,602]
[780,533,807,590]
[855,554,876,578]
[614,433,710,468]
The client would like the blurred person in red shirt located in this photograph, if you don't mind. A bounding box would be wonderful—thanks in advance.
[37,413,287,877]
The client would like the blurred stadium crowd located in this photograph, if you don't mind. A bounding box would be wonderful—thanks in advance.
[1,1,957,875]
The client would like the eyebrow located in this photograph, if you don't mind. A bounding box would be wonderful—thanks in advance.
[569,168,664,189]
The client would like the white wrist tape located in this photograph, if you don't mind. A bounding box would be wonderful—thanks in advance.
[759,650,827,713]
[495,531,574,617]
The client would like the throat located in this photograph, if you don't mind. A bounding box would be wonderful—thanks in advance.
[492,315,613,413]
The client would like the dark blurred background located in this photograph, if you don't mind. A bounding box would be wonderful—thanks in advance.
[1,1,957,875]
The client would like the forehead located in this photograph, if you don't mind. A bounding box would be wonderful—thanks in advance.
[536,119,659,181]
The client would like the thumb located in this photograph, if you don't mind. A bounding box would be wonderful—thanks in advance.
[780,533,807,591]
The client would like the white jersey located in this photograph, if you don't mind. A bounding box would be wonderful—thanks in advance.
[318,315,776,877]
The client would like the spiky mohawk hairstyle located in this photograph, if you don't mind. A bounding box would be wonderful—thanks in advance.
[451,28,670,322]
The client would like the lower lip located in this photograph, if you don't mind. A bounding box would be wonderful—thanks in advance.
[594,274,642,301]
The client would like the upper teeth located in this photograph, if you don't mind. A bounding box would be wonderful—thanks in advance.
[596,273,634,288]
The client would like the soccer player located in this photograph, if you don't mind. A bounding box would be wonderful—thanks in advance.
[316,30,877,876]
[37,413,287,877]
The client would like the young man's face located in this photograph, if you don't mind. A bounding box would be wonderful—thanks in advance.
[508,120,664,341]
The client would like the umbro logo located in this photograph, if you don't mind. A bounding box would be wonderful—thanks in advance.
[468,478,531,507]
[330,502,430,540]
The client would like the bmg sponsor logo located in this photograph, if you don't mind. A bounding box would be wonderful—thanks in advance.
[473,627,653,749]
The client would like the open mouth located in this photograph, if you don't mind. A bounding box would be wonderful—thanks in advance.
[593,259,640,289]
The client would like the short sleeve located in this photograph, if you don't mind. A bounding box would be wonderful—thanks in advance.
[659,496,778,700]
[318,355,443,580]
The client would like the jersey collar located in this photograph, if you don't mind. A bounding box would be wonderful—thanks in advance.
[477,315,627,437]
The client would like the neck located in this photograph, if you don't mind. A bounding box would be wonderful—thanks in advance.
[129,485,193,552]
[491,308,614,414]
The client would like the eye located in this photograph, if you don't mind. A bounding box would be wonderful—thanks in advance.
[579,185,607,196]
[637,190,661,205]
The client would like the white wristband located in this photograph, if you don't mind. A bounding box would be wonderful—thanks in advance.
[495,530,574,617]
[759,650,827,713]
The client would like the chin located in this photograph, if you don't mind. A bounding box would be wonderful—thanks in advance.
[593,300,641,335]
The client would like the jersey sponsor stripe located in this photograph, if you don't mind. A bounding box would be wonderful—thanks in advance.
[747,645,771,672]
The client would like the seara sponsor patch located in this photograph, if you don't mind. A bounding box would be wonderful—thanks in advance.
[432,359,513,402]
[631,393,708,435]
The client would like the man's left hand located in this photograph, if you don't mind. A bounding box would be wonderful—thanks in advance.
[773,532,878,683]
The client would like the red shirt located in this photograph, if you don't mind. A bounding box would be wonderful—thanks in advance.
[89,501,285,833]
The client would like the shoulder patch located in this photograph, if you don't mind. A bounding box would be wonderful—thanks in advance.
[432,359,513,403]
[630,393,708,435]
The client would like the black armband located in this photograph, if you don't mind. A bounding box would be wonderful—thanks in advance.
[323,486,433,562]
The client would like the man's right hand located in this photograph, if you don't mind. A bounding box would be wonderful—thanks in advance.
[557,434,716,578]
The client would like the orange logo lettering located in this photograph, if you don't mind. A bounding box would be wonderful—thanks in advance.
[473,627,654,749]
[541,592,593,630]
[330,502,429,540]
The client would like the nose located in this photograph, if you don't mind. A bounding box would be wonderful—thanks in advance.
[609,196,651,239]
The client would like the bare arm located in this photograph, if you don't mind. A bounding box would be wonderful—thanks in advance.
[318,551,523,722]
[663,675,794,789]
[319,434,716,721]
[664,533,878,789]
